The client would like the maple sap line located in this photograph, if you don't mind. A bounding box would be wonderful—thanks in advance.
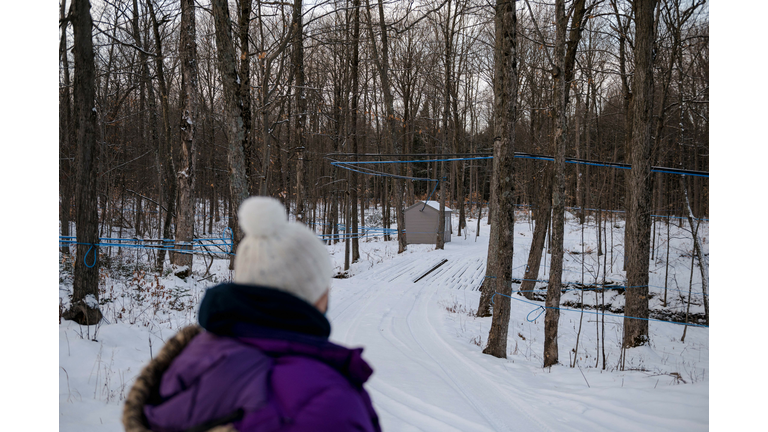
[484,275,707,298]
[329,153,709,177]
[490,291,709,329]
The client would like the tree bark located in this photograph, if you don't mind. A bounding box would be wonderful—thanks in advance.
[681,175,708,325]
[212,0,251,265]
[543,0,568,368]
[350,0,361,261]
[131,0,161,242]
[60,0,73,255]
[65,0,103,325]
[520,165,553,300]
[623,0,657,348]
[481,0,516,358]
[477,169,498,312]
[436,1,452,251]
[544,0,587,368]
[147,0,177,272]
[238,0,255,196]
[171,0,200,273]
[611,0,633,273]
[293,0,307,222]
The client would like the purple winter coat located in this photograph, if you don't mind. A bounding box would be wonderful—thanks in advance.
[134,283,381,432]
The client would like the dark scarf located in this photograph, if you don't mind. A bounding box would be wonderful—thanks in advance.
[198,283,331,340]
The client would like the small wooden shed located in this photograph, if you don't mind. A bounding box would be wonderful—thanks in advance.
[403,200,452,244]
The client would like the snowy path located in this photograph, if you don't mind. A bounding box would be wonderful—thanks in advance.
[328,230,708,432]
[329,241,556,431]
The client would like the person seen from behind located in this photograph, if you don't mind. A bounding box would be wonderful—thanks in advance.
[123,197,381,432]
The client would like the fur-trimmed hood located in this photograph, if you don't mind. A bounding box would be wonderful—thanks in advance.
[122,325,235,432]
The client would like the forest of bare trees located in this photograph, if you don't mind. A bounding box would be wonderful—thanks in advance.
[59,0,708,361]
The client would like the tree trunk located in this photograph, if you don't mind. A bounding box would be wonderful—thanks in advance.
[476,126,501,314]
[350,0,361,262]
[436,3,450,251]
[238,0,255,196]
[131,0,160,242]
[345,190,351,271]
[681,175,708,324]
[148,0,177,272]
[544,0,587,368]
[575,97,584,224]
[292,0,307,223]
[366,0,406,253]
[623,0,657,348]
[171,0,200,274]
[60,0,73,255]
[480,0,516,358]
[212,0,251,264]
[520,166,553,300]
[611,0,634,273]
[543,0,568,368]
[65,0,103,325]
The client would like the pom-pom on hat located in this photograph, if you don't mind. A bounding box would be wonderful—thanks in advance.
[233,197,333,306]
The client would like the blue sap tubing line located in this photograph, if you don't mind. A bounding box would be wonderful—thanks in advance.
[60,229,235,266]
[331,154,709,178]
[491,291,709,328]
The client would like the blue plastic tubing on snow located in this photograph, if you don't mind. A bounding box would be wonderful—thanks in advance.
[490,291,709,328]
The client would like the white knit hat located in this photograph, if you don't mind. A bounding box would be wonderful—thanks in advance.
[233,197,333,305]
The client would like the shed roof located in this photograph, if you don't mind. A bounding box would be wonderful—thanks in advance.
[405,200,453,212]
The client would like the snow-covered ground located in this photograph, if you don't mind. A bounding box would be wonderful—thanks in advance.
[57,208,710,431]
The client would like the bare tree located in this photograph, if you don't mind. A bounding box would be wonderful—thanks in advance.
[513,2,553,302]
[57,1,707,338]
[623,0,657,348]
[238,0,256,196]
[436,0,453,251]
[518,165,552,301]
[293,0,308,223]
[212,0,251,266]
[147,0,178,272]
[543,0,587,368]
[480,0,517,358]
[681,176,708,325]
[60,0,74,256]
[64,0,103,325]
[476,0,505,318]
[170,0,200,274]
[365,0,407,253]
[350,0,362,261]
